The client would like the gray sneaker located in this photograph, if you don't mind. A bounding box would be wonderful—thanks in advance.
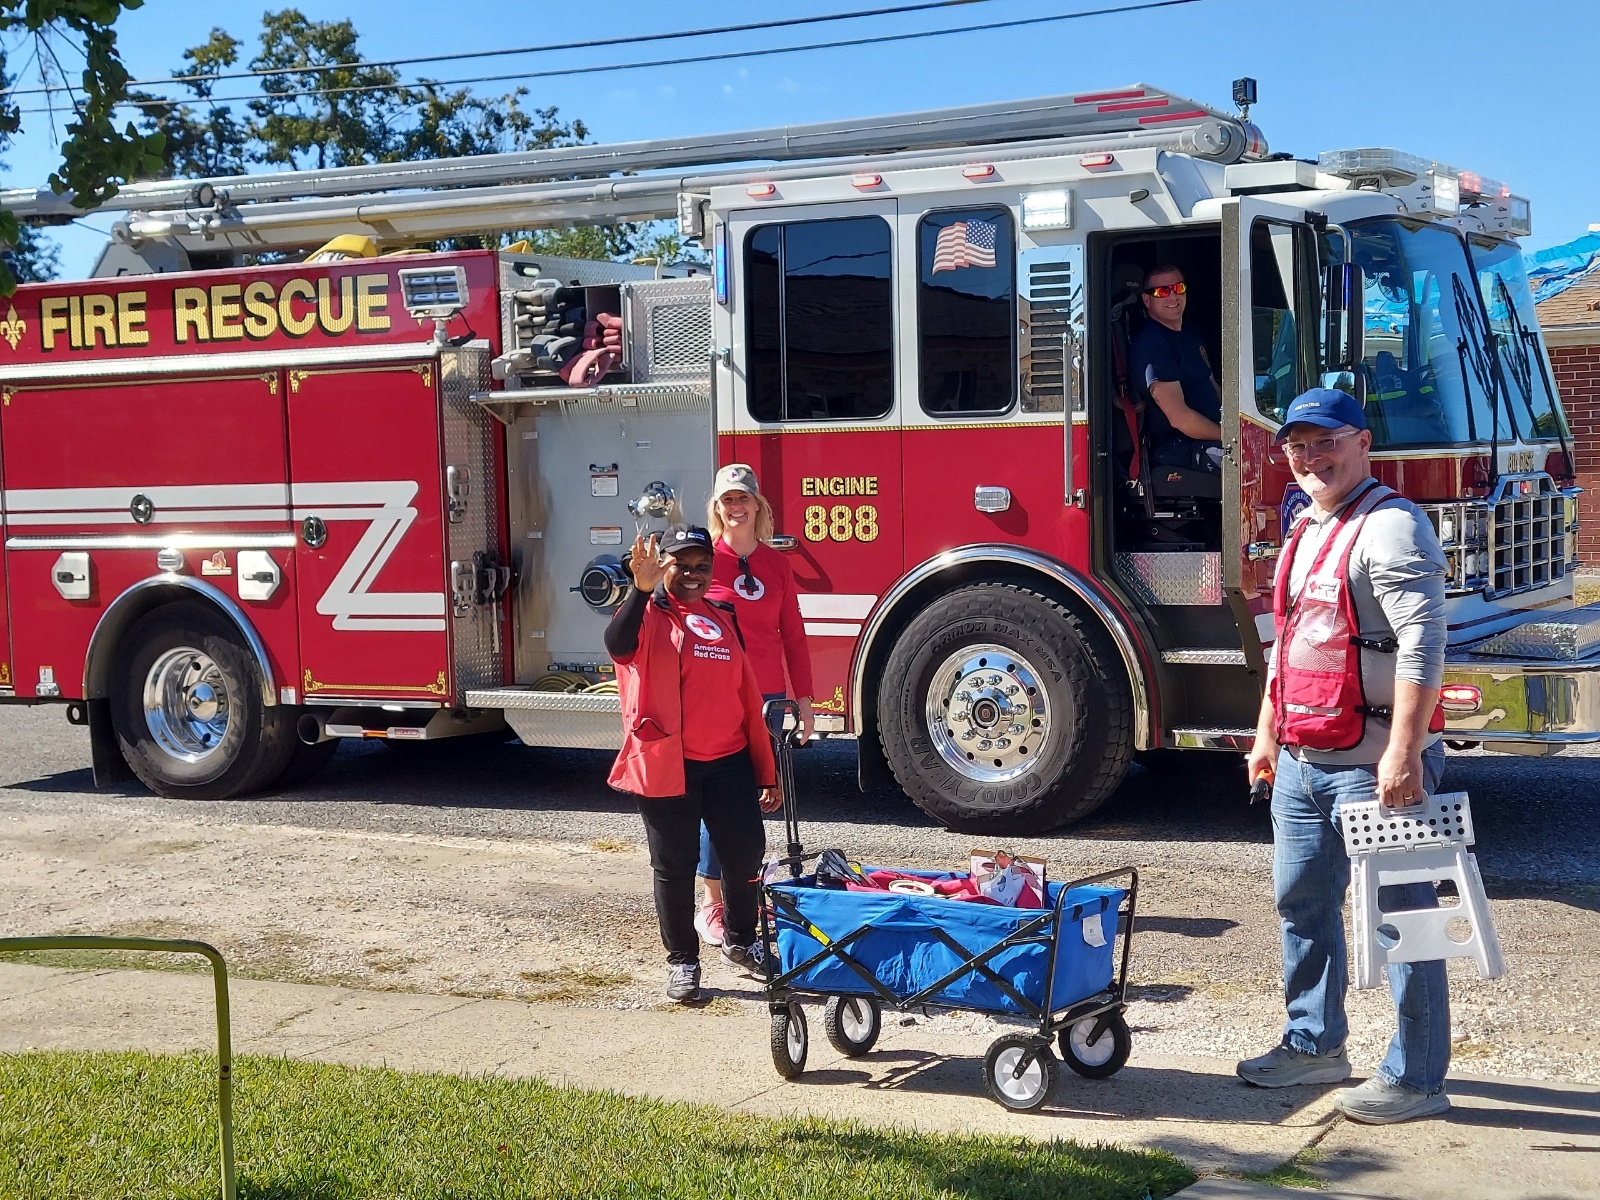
[720,940,767,978]
[665,961,701,1003]
[1237,1043,1352,1088]
[1337,1076,1450,1124]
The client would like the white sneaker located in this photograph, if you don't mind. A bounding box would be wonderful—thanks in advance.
[1337,1076,1450,1124]
[665,962,701,1003]
[1237,1043,1351,1088]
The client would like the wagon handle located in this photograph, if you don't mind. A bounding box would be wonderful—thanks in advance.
[763,698,805,877]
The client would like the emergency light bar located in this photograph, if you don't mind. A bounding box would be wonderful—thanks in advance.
[1317,148,1531,237]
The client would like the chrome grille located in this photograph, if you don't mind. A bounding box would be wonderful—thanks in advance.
[1490,477,1566,596]
[1421,473,1576,600]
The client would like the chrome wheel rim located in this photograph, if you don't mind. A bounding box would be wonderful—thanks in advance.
[143,646,231,763]
[993,1045,1045,1103]
[786,1010,806,1061]
[926,643,1051,782]
[1069,1019,1115,1066]
[841,999,873,1043]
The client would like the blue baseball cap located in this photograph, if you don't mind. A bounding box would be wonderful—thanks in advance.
[1274,388,1367,442]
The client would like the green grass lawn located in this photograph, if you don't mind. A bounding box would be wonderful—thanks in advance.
[0,1051,1194,1200]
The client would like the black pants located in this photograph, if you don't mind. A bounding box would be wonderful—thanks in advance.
[636,750,765,963]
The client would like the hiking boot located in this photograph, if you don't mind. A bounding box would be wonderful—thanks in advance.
[1336,1076,1450,1124]
[720,940,767,978]
[1237,1043,1352,1088]
[693,902,726,947]
[665,961,701,1003]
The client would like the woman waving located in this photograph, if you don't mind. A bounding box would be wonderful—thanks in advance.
[605,523,781,1003]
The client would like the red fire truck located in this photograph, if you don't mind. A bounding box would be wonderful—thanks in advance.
[0,83,1591,830]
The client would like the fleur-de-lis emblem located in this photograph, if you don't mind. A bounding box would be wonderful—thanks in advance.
[0,306,24,351]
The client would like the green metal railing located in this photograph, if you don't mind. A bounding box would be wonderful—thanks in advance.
[0,936,236,1200]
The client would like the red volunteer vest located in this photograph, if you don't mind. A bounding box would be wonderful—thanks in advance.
[608,593,777,798]
[1270,481,1444,751]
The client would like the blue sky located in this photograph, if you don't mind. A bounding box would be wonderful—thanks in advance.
[5,0,1596,278]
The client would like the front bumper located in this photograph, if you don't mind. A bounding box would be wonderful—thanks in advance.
[1441,655,1600,754]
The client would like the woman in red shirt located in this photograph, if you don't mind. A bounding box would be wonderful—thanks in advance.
[694,465,815,946]
[605,522,781,1003]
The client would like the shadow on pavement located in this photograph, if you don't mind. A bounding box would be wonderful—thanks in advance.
[802,1052,1334,1125]
[1134,916,1240,937]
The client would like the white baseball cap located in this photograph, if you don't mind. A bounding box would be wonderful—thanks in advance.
[713,463,759,496]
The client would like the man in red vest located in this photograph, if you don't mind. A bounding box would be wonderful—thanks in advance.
[1239,388,1453,1124]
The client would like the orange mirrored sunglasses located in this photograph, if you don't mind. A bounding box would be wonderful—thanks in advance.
[1143,282,1187,298]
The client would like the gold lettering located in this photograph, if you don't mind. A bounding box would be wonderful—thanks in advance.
[40,298,69,351]
[116,291,148,345]
[81,294,116,348]
[799,475,879,498]
[242,281,277,339]
[174,287,210,342]
[316,275,354,335]
[67,294,82,349]
[356,273,390,331]
[209,283,244,341]
[278,278,316,337]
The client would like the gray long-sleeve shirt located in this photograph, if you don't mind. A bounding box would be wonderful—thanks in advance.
[1268,484,1448,767]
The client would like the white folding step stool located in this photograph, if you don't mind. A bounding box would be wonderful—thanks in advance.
[1340,792,1505,990]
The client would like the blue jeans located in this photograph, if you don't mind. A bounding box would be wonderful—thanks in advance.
[698,692,786,882]
[1271,742,1451,1093]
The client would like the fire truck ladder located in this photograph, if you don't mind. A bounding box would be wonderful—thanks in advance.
[0,84,1265,263]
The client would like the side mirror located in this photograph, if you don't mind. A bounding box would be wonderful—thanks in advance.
[1322,262,1364,373]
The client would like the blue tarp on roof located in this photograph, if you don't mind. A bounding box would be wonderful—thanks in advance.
[1527,232,1600,304]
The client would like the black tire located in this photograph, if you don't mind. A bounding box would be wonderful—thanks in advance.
[1058,1012,1132,1080]
[110,602,295,801]
[877,584,1134,833]
[823,996,881,1057]
[983,1035,1059,1112]
[770,1003,808,1079]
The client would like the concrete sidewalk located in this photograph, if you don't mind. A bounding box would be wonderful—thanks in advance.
[2,962,1595,1198]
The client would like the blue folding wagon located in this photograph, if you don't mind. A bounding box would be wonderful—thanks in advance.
[758,701,1139,1111]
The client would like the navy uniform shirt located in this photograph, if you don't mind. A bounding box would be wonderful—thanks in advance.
[1130,319,1222,455]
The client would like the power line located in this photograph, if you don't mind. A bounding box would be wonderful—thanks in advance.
[16,0,1201,116]
[4,0,1007,98]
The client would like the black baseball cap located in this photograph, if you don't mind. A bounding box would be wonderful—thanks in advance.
[658,522,713,556]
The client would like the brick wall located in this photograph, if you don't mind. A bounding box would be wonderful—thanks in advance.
[1551,343,1600,566]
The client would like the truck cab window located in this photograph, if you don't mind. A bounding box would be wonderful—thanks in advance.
[744,216,893,422]
[1249,219,1308,422]
[917,207,1015,416]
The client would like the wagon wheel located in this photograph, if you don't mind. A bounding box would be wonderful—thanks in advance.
[823,996,881,1057]
[983,1034,1058,1112]
[1058,1012,1132,1080]
[770,1003,808,1079]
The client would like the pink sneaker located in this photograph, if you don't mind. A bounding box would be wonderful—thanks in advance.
[694,902,726,947]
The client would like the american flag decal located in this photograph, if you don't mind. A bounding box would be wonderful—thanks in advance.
[931,218,997,274]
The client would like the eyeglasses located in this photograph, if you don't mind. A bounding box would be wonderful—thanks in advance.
[733,555,766,597]
[1143,282,1186,298]
[1274,428,1362,462]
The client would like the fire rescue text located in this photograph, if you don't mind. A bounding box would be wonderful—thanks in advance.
[35,273,392,351]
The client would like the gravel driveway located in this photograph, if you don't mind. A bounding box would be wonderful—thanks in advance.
[0,706,1594,1083]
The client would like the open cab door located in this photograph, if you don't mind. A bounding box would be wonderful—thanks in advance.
[1220,198,1322,676]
